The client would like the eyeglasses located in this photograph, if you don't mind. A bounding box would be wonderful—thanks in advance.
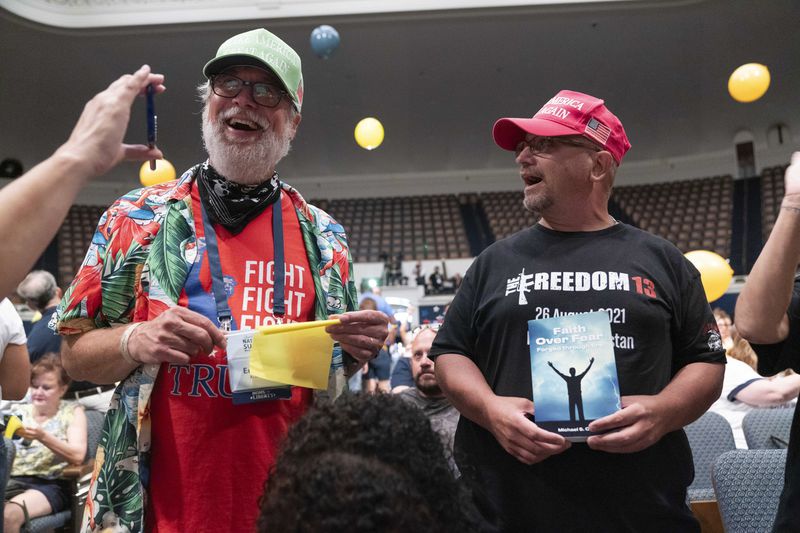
[210,73,288,108]
[514,136,601,157]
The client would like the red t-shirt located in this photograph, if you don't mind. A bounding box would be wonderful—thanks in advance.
[146,187,315,532]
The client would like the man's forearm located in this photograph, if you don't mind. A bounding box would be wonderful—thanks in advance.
[63,327,139,384]
[435,353,497,429]
[0,344,31,400]
[0,154,91,299]
[655,361,724,431]
[736,201,800,344]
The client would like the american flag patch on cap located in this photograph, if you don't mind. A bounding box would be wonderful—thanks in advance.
[584,117,611,145]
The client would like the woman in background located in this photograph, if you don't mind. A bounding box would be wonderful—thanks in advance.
[3,354,87,532]
[709,309,800,447]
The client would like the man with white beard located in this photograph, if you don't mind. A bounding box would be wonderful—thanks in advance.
[54,28,389,533]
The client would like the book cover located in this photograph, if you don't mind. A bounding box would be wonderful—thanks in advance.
[528,311,621,441]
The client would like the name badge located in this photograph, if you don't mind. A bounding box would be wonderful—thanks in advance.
[226,329,291,403]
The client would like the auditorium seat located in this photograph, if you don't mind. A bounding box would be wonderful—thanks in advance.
[613,175,733,258]
[313,194,472,261]
[480,191,538,240]
[57,205,106,287]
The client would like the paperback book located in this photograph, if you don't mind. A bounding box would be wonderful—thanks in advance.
[528,311,621,442]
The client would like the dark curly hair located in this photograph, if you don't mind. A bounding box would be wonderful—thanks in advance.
[259,451,435,532]
[258,393,489,533]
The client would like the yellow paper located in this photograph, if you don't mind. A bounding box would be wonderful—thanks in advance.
[250,319,340,389]
[4,415,22,438]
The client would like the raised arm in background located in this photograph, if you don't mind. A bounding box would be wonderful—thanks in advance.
[0,65,164,300]
[736,152,800,344]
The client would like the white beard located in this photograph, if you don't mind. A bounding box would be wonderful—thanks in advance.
[202,104,293,185]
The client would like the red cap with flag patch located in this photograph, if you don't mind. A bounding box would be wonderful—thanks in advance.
[492,89,631,164]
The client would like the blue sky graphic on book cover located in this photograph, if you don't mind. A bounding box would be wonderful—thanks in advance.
[528,311,621,441]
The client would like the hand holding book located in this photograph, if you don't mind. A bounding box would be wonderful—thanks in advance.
[484,395,571,465]
[586,395,667,453]
[529,311,622,442]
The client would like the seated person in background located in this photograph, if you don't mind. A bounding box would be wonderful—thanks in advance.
[257,394,491,533]
[428,266,444,294]
[714,308,757,368]
[709,309,800,448]
[16,272,115,413]
[359,287,395,318]
[395,324,459,472]
[16,271,63,363]
[393,317,445,391]
[4,354,87,533]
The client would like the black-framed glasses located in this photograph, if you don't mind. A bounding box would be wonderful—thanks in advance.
[514,136,601,157]
[210,73,288,108]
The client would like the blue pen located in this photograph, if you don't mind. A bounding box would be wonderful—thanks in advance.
[146,84,157,170]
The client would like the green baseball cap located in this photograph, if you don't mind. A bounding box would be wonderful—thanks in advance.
[203,28,304,112]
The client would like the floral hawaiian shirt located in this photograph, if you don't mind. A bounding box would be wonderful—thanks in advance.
[54,164,357,532]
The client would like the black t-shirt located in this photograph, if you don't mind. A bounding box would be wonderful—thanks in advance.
[27,307,62,362]
[751,277,800,376]
[749,278,800,533]
[430,223,724,532]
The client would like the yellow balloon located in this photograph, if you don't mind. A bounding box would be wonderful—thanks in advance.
[728,63,771,103]
[354,117,384,150]
[684,250,734,302]
[139,159,176,187]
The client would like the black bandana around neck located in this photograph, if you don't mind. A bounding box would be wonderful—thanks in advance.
[197,162,281,235]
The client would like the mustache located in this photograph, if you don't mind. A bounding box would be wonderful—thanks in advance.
[217,107,269,130]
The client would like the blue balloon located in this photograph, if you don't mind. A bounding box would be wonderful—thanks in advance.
[310,25,340,59]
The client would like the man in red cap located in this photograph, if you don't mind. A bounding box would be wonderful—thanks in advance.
[430,90,725,531]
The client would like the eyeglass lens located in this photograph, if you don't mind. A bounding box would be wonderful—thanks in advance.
[212,74,283,108]
[515,136,599,157]
[515,137,553,156]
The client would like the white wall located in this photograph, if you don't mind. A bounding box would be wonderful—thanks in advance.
[353,257,475,292]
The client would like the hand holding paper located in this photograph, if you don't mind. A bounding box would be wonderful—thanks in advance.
[4,415,23,438]
[326,310,391,364]
[250,319,341,390]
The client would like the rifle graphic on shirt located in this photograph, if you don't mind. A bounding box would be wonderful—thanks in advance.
[506,268,534,305]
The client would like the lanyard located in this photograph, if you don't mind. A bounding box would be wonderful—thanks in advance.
[200,193,286,332]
